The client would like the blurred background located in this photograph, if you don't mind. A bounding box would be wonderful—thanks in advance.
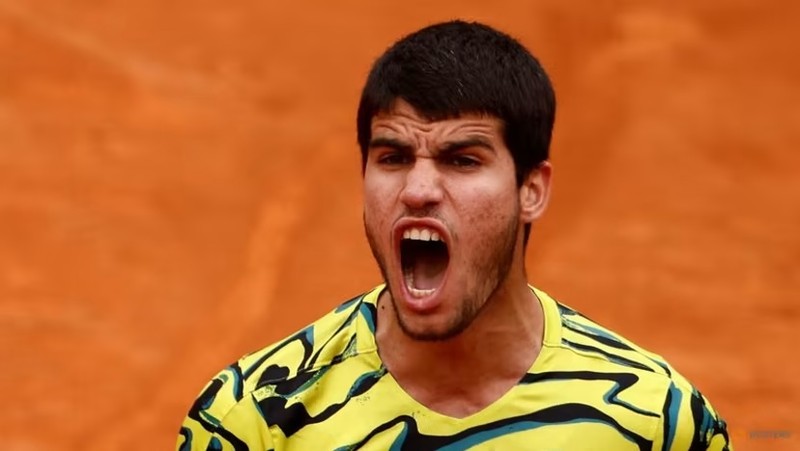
[1,0,798,449]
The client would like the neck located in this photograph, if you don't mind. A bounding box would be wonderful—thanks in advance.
[375,270,545,415]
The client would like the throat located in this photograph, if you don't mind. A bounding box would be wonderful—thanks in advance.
[375,287,546,419]
[406,254,447,290]
[388,348,526,418]
[402,240,448,290]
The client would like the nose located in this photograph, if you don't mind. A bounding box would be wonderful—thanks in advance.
[399,157,443,210]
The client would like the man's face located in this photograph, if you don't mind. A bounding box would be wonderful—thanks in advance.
[363,100,527,341]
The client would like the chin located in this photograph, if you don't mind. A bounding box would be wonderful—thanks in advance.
[393,305,471,342]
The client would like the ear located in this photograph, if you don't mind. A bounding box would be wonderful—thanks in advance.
[519,161,552,223]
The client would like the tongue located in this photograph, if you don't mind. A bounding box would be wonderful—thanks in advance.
[411,245,448,290]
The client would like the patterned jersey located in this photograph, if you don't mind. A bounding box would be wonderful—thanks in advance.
[176,286,731,450]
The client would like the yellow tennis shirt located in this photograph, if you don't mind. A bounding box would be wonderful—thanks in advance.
[176,286,731,450]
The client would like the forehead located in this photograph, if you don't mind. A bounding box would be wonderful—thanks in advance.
[371,100,503,141]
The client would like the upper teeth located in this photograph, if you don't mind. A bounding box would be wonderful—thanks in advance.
[403,227,441,242]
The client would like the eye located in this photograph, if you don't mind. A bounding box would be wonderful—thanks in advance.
[377,152,412,166]
[445,155,480,168]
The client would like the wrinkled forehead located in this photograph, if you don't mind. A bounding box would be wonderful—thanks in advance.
[370,99,503,143]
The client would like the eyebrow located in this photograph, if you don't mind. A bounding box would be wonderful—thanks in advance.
[369,136,495,155]
[438,137,495,154]
[368,137,414,153]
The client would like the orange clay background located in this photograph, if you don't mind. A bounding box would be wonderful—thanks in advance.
[1,1,798,450]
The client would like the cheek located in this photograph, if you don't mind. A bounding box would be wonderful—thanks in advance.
[453,178,518,224]
[363,169,393,198]
[362,173,382,209]
[362,197,383,233]
[363,176,394,234]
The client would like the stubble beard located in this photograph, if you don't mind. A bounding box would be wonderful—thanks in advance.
[364,209,521,342]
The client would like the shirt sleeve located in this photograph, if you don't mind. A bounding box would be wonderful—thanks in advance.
[176,366,275,451]
[653,381,733,451]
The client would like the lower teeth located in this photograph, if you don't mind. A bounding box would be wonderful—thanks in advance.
[405,272,436,298]
[409,287,435,297]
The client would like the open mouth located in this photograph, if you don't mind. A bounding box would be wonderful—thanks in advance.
[400,226,450,298]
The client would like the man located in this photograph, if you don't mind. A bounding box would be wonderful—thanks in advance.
[177,21,731,450]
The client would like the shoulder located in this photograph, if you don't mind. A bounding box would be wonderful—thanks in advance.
[535,288,732,450]
[176,287,382,450]
[550,294,677,378]
[240,287,379,391]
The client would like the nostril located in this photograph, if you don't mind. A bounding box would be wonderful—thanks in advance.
[400,168,443,207]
